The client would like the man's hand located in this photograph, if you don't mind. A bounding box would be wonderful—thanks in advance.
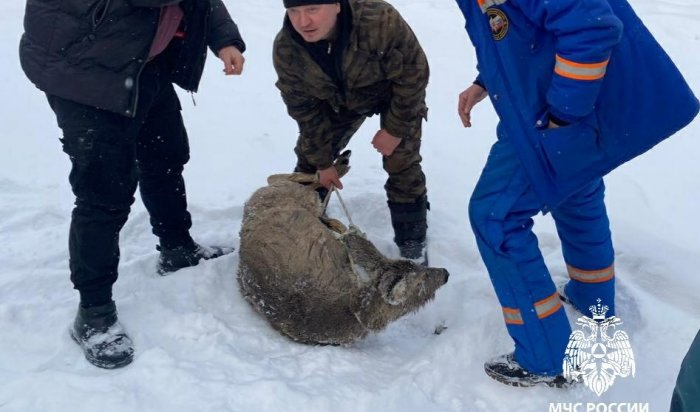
[458,84,488,127]
[218,46,245,75]
[371,129,402,157]
[317,166,343,190]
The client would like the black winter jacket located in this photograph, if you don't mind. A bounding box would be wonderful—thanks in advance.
[20,0,245,117]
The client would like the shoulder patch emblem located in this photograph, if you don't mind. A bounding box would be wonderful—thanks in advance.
[487,8,509,41]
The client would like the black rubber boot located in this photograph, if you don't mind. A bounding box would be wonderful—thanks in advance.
[70,301,134,369]
[484,353,572,388]
[157,241,234,275]
[388,195,429,263]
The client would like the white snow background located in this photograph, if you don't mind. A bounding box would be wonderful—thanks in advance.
[1,0,699,411]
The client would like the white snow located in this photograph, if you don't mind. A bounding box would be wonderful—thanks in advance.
[1,0,699,411]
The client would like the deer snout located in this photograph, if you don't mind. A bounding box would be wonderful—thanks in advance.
[430,267,449,285]
[440,268,449,284]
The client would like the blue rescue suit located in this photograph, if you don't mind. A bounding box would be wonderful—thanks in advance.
[456,0,699,375]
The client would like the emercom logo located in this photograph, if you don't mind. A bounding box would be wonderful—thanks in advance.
[562,299,636,396]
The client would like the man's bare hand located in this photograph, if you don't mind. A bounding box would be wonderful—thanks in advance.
[218,46,245,75]
[371,129,402,156]
[458,83,488,127]
[317,166,343,190]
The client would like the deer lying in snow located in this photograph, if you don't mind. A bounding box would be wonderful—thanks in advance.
[237,152,449,345]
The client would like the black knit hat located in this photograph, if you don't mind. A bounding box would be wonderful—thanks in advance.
[284,0,337,8]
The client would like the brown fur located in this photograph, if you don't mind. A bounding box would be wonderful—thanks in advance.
[238,177,448,345]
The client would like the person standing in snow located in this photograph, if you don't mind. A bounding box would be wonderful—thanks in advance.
[19,0,246,369]
[273,0,431,262]
[671,330,700,411]
[454,0,698,386]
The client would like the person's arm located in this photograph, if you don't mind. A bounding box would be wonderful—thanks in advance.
[207,0,246,54]
[472,75,486,91]
[458,83,488,128]
[514,0,623,123]
[273,35,337,171]
[207,0,246,75]
[379,6,429,141]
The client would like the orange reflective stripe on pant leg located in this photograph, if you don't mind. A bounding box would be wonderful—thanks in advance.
[567,264,615,283]
[502,307,524,325]
[534,292,563,319]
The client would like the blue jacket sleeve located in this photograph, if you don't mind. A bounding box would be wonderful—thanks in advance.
[513,0,623,122]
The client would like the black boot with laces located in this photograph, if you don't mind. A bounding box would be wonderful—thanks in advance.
[70,301,134,369]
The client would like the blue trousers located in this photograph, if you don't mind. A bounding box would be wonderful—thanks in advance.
[469,134,615,375]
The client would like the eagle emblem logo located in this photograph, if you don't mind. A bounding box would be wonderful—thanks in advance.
[563,299,635,395]
[486,8,509,41]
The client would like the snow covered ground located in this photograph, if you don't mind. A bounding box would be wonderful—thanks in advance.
[1,0,699,411]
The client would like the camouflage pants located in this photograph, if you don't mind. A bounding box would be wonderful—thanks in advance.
[294,112,427,203]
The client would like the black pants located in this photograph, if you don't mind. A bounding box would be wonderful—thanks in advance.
[48,59,194,305]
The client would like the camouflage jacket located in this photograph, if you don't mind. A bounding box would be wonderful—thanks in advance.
[273,0,429,169]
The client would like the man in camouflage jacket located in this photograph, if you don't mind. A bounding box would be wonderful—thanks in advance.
[274,0,431,261]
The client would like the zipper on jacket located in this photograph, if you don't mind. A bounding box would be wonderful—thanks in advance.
[187,1,209,92]
[127,59,148,117]
[127,8,161,117]
[92,0,112,30]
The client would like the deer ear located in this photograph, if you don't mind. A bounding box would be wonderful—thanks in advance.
[379,273,408,305]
